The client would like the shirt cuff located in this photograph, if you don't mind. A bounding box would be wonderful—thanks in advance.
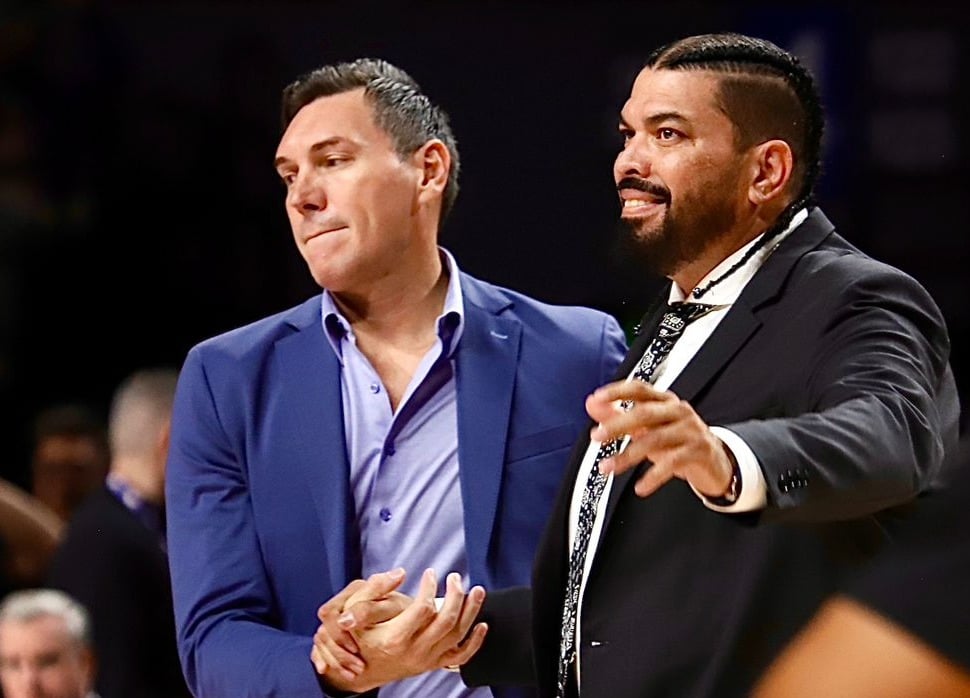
[693,426,767,512]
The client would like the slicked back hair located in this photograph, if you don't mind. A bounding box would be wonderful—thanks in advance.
[280,58,460,226]
[645,32,824,211]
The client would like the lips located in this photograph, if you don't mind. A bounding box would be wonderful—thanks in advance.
[616,176,670,214]
[304,225,348,243]
[618,190,667,216]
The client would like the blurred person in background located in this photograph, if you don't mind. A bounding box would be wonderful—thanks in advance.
[0,477,62,590]
[30,405,108,524]
[0,588,97,698]
[753,438,970,698]
[47,368,189,698]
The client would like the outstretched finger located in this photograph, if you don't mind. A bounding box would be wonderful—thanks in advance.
[439,621,489,669]
[379,568,439,649]
[427,580,487,658]
[428,572,466,637]
[634,458,676,498]
[453,584,486,642]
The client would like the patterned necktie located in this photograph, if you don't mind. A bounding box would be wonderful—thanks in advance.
[556,301,717,697]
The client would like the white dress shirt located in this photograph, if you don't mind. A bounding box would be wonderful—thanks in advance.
[567,209,807,687]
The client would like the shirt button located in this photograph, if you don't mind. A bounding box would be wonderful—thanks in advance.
[385,444,396,457]
[379,507,392,522]
[369,383,381,394]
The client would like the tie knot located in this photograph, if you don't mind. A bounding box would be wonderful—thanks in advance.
[663,301,717,330]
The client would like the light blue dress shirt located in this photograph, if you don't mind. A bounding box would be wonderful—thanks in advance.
[321,250,492,698]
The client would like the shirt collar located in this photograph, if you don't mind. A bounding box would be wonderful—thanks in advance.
[321,247,465,362]
[105,473,165,540]
[669,208,808,305]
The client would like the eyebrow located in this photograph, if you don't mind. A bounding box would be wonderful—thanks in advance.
[273,136,352,169]
[618,111,690,129]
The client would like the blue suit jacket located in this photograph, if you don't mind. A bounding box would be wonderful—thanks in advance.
[166,272,627,697]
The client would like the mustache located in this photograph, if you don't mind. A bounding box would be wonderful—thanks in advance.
[616,176,671,202]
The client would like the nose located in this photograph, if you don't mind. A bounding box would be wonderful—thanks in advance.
[9,666,42,697]
[290,170,326,214]
[614,137,650,183]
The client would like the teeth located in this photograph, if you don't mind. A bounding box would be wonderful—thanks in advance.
[623,199,652,208]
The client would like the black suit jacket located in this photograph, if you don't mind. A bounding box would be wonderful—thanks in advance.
[47,486,191,698]
[466,208,960,697]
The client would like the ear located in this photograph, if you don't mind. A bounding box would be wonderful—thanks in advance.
[156,419,172,462]
[414,139,451,204]
[81,645,97,691]
[747,139,794,206]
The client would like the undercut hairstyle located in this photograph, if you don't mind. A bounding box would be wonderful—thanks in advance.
[280,58,461,225]
[0,588,91,647]
[645,32,824,211]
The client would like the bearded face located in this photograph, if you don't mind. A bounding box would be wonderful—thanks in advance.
[614,69,747,281]
[616,172,739,278]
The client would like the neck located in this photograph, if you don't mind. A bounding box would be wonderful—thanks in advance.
[333,250,449,347]
[110,460,163,505]
[671,227,763,295]
[671,200,795,295]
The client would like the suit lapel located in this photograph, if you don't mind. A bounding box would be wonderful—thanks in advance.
[455,276,521,587]
[667,209,836,403]
[273,305,361,593]
[602,208,837,523]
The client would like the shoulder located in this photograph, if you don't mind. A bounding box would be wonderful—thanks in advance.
[60,489,138,540]
[794,226,930,295]
[49,491,143,570]
[460,272,622,338]
[183,296,320,373]
[187,296,321,362]
[786,229,944,323]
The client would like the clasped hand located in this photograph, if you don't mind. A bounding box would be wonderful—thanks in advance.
[310,567,487,693]
[586,380,734,498]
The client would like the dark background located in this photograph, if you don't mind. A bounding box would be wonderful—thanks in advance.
[1,1,967,487]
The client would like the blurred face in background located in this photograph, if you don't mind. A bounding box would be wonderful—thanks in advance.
[0,615,94,698]
[31,435,108,522]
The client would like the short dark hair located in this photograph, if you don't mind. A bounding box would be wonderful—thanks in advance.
[33,404,107,451]
[280,58,460,225]
[645,32,824,208]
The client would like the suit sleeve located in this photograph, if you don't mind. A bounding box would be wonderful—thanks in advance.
[461,586,536,687]
[729,265,958,523]
[166,347,335,698]
[599,315,631,385]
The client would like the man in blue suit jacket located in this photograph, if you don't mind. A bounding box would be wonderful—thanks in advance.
[165,58,626,698]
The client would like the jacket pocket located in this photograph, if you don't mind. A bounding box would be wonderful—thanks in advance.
[506,422,583,464]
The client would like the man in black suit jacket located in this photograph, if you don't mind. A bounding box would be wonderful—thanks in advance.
[47,368,191,698]
[310,32,960,698]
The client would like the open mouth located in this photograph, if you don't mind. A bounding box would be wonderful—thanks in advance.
[617,177,669,215]
[619,194,666,216]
